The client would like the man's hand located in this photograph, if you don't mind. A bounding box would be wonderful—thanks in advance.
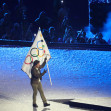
[41,69,47,77]
[44,57,47,62]
[43,69,47,74]
[40,77,42,80]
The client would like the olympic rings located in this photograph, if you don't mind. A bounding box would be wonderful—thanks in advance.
[30,48,38,57]
[37,47,45,57]
[24,54,39,65]
[24,39,46,65]
[30,47,45,58]
[40,33,42,37]
[37,40,44,50]
[32,54,39,60]
[42,45,45,48]
[36,40,45,57]
[24,55,33,64]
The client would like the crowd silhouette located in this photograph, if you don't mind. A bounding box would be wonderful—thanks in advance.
[0,2,109,45]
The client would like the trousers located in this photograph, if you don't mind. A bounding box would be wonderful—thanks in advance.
[31,82,47,104]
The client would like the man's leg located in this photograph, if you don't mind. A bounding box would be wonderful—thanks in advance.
[38,82,47,104]
[31,84,38,104]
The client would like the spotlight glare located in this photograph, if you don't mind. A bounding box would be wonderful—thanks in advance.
[34,34,36,36]
[61,0,64,4]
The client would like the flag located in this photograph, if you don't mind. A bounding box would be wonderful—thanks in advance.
[22,28,51,78]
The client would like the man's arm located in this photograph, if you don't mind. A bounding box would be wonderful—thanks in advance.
[40,57,47,69]
[32,68,46,78]
[40,70,47,80]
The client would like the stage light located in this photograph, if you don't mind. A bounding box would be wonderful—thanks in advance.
[61,0,64,4]
[34,34,36,36]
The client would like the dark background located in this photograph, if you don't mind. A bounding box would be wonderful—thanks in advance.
[1,0,111,32]
[0,0,89,30]
[90,3,111,33]
[0,0,111,45]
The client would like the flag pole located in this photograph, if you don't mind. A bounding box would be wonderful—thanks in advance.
[46,62,52,86]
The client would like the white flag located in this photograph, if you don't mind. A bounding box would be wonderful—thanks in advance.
[22,28,51,78]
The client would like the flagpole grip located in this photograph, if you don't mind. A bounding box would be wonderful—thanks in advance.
[46,62,52,86]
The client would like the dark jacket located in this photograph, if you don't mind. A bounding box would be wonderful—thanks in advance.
[31,60,46,84]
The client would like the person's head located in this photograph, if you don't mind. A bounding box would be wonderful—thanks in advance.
[33,60,40,68]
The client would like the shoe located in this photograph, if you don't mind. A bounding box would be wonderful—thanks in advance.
[33,104,38,108]
[44,103,50,107]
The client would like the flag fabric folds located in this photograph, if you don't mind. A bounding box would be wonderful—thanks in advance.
[22,28,51,78]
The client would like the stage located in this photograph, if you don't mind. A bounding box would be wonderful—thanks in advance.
[0,47,111,111]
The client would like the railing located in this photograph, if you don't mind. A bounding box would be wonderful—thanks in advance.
[0,39,111,51]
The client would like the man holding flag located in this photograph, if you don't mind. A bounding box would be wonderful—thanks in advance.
[22,28,51,107]
[31,58,50,107]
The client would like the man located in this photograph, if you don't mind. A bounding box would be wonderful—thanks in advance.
[31,57,50,108]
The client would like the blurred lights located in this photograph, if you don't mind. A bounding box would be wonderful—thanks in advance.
[61,0,64,4]
[34,34,37,36]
